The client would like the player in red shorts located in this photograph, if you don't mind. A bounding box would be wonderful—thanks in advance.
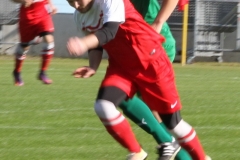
[67,0,209,160]
[11,0,57,86]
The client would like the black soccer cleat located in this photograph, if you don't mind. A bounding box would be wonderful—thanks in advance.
[157,140,181,160]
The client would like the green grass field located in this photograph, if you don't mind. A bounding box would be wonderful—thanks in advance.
[1,55,240,160]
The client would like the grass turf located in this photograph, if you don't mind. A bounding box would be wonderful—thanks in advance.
[1,55,240,159]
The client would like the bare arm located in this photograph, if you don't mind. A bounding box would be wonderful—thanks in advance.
[72,48,103,78]
[46,0,57,14]
[67,34,99,56]
[11,0,24,3]
[67,21,120,55]
[88,48,103,71]
[151,0,179,33]
[11,0,32,6]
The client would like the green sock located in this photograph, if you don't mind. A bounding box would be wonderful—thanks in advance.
[119,96,172,143]
[119,96,192,160]
[175,149,192,160]
[159,123,192,160]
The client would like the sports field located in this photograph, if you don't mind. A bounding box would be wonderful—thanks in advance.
[1,55,240,160]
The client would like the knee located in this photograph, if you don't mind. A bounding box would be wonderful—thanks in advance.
[42,42,54,54]
[169,119,193,138]
[160,111,182,130]
[94,99,120,119]
[15,44,29,60]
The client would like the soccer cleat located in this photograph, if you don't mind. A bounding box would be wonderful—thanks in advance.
[38,72,52,84]
[205,155,212,160]
[126,149,148,160]
[13,71,24,86]
[157,140,181,160]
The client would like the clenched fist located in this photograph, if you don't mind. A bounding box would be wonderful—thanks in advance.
[67,37,88,56]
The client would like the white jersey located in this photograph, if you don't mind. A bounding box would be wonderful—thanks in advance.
[33,0,45,3]
[74,0,125,36]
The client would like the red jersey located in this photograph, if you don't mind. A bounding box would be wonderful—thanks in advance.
[19,0,49,22]
[18,0,54,42]
[103,0,165,72]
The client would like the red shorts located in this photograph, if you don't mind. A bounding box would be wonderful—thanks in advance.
[18,2,54,43]
[101,49,182,114]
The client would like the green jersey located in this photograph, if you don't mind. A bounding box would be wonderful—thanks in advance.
[130,0,176,62]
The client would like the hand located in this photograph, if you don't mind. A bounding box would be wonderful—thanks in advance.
[50,6,57,15]
[23,0,33,7]
[151,22,163,33]
[67,37,88,56]
[72,66,96,78]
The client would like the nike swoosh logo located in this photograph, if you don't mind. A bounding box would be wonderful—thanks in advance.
[171,101,178,109]
[142,118,147,125]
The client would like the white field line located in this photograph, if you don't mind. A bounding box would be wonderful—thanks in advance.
[0,125,102,130]
[0,108,93,114]
[0,125,239,131]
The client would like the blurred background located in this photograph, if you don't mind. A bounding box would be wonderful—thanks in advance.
[0,0,240,64]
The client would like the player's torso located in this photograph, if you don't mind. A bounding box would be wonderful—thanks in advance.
[104,0,165,69]
[75,0,165,70]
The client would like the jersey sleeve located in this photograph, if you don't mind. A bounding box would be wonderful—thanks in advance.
[101,0,125,24]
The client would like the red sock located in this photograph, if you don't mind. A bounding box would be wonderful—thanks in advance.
[101,114,141,153]
[41,54,53,71]
[178,129,206,160]
[14,58,24,72]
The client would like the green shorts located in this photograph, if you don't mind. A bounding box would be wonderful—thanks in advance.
[160,23,176,62]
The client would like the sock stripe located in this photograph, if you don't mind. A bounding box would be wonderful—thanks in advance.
[16,54,26,60]
[178,128,196,143]
[42,49,54,55]
[100,113,125,126]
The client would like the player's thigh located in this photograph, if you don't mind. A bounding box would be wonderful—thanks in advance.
[138,56,182,114]
[100,70,137,101]
[37,16,54,38]
[96,86,127,106]
[140,84,181,114]
[19,22,38,43]
[159,111,182,130]
[41,32,54,43]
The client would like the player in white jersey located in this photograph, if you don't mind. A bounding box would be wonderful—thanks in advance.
[67,0,209,160]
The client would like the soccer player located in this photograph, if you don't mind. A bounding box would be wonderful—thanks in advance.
[11,0,57,86]
[118,0,193,160]
[67,0,210,160]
